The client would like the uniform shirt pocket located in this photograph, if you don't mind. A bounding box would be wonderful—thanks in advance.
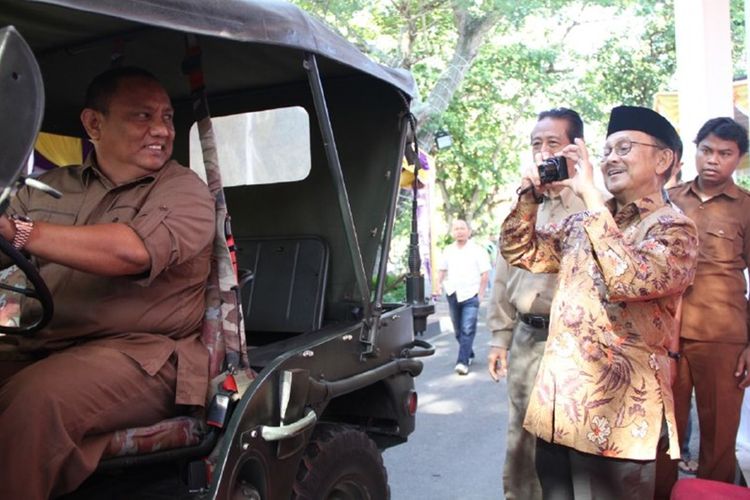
[26,207,76,225]
[107,204,140,224]
[702,221,740,263]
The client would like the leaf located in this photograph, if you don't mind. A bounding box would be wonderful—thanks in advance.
[586,397,614,410]
[563,398,582,424]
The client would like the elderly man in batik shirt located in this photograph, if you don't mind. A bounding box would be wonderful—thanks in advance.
[500,105,698,499]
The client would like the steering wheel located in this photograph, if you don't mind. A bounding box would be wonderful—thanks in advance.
[0,27,54,334]
[0,235,53,335]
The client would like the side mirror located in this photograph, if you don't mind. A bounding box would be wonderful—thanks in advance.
[0,25,44,207]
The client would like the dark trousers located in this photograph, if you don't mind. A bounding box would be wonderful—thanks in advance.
[535,439,657,500]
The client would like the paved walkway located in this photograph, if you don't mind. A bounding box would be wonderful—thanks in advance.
[384,296,507,499]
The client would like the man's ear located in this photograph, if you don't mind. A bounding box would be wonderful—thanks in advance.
[655,149,674,177]
[80,108,102,140]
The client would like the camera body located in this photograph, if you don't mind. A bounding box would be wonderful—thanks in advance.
[537,156,569,184]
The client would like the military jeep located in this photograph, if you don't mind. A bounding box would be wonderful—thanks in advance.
[0,0,434,498]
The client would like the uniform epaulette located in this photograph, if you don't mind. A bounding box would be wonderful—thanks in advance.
[665,181,686,194]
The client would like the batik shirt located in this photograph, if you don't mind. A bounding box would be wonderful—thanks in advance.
[500,192,697,460]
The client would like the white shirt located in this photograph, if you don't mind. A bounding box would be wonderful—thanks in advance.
[439,240,491,302]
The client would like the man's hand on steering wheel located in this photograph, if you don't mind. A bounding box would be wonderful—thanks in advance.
[0,212,53,335]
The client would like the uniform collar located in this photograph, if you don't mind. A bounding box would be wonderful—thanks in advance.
[685,176,740,200]
[82,152,159,189]
[545,186,577,210]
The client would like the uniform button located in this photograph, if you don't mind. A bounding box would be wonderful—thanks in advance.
[699,205,704,209]
[719,230,725,235]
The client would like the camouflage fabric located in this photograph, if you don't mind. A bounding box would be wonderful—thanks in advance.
[196,117,248,377]
[0,266,23,327]
[103,416,205,458]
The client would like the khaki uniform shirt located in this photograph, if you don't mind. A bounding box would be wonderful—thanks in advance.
[488,188,586,348]
[4,156,215,406]
[668,179,750,344]
[501,192,698,460]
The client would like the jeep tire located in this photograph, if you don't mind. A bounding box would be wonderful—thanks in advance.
[292,424,389,500]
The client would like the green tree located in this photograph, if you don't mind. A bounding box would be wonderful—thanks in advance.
[572,2,676,122]
[731,0,747,79]
[434,41,560,228]
[294,1,615,149]
[291,0,683,233]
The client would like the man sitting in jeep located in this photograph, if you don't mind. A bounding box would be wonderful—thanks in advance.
[0,67,215,500]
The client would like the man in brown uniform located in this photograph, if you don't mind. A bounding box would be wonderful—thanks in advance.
[487,107,586,500]
[0,67,215,499]
[659,117,750,491]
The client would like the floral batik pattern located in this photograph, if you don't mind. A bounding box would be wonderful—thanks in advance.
[501,193,698,460]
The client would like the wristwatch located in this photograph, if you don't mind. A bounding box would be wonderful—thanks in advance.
[10,214,34,250]
[667,350,681,361]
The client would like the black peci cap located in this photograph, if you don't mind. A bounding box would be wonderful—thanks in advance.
[607,105,679,147]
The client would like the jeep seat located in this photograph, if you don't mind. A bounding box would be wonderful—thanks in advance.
[100,287,251,461]
[98,236,329,460]
[100,222,251,463]
[235,235,329,344]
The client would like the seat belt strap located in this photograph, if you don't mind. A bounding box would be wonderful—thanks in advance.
[183,35,248,370]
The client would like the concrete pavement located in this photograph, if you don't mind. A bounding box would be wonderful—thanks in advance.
[383,296,508,500]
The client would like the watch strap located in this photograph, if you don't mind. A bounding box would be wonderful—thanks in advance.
[10,215,34,250]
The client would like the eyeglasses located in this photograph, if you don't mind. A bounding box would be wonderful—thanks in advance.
[599,139,662,163]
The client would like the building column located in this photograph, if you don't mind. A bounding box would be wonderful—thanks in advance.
[674,0,734,180]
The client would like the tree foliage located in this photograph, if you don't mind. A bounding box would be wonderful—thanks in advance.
[433,41,560,227]
[572,2,676,122]
[291,0,740,236]
[731,0,747,79]
[428,0,678,230]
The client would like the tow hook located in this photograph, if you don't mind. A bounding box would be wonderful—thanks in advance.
[400,339,435,358]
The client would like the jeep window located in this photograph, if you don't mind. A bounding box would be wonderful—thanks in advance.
[189,106,311,186]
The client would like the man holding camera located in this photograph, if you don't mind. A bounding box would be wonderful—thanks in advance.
[500,105,698,497]
[487,107,586,500]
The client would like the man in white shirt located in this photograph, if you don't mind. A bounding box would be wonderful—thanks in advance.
[437,219,491,374]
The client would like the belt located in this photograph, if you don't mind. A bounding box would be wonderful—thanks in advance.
[519,313,550,329]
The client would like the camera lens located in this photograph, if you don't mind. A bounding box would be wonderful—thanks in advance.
[537,156,567,185]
